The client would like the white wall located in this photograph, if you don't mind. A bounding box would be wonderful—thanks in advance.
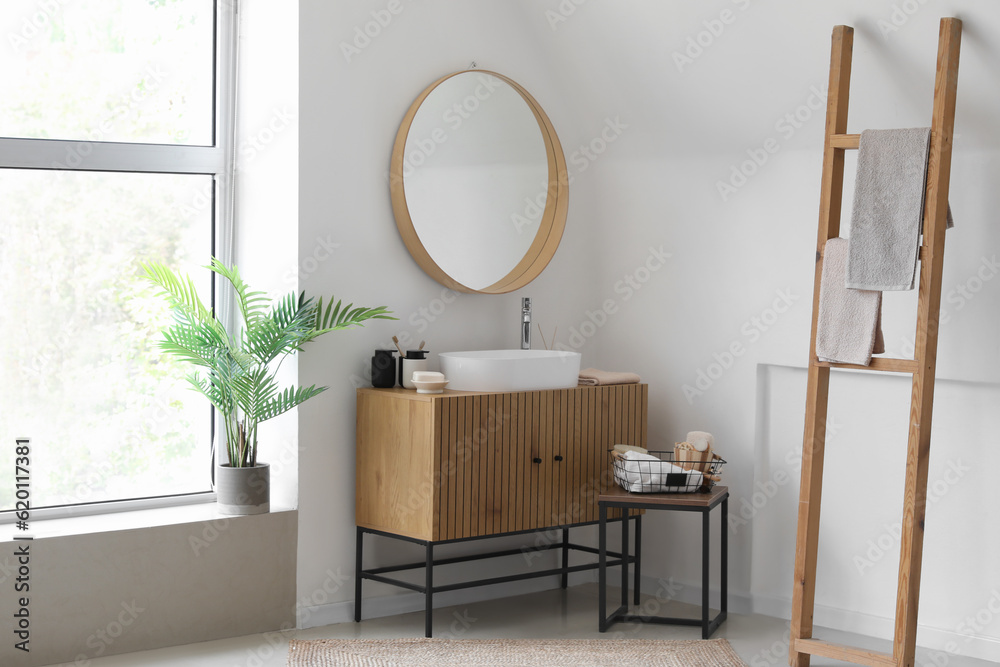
[234,0,300,509]
[298,0,1000,660]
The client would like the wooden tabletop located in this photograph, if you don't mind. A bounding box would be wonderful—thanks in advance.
[357,385,649,401]
[598,485,728,508]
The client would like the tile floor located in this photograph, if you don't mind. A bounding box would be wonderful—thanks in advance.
[43,584,994,666]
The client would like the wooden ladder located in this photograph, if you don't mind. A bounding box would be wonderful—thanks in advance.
[789,18,962,667]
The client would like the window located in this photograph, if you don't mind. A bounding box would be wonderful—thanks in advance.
[0,0,237,514]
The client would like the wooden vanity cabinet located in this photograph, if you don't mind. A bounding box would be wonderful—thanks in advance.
[356,384,648,542]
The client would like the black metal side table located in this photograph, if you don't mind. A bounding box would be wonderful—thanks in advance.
[598,485,729,638]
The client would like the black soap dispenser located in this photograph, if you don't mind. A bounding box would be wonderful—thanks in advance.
[371,349,397,388]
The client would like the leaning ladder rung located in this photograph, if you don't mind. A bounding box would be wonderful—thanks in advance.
[794,639,895,667]
[814,357,920,373]
[830,133,861,149]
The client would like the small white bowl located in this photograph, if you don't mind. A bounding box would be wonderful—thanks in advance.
[413,379,449,394]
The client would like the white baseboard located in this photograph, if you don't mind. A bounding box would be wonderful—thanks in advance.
[301,567,996,663]
[752,592,1000,664]
[632,573,754,616]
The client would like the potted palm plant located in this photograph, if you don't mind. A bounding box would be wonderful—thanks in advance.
[143,258,394,514]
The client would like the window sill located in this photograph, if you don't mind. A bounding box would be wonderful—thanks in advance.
[0,500,296,543]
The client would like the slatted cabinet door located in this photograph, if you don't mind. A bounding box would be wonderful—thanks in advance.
[432,385,647,540]
[573,384,648,523]
[438,392,533,539]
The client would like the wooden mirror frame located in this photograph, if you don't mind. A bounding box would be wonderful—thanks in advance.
[389,70,569,294]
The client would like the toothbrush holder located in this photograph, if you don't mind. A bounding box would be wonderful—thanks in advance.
[400,349,430,389]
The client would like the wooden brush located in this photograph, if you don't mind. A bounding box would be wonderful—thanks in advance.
[392,335,405,356]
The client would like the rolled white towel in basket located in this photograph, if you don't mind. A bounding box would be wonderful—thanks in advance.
[614,450,704,493]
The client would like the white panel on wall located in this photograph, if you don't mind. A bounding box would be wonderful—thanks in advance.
[752,364,1000,662]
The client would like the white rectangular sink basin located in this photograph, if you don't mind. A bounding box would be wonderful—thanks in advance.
[439,350,582,392]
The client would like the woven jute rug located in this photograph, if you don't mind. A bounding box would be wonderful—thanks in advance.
[287,638,748,666]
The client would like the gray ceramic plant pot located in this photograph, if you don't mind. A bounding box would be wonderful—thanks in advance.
[216,462,270,515]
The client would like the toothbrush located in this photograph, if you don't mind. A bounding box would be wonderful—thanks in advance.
[392,336,405,356]
[537,324,549,351]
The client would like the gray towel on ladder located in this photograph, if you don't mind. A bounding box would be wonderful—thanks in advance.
[817,238,885,366]
[845,128,953,291]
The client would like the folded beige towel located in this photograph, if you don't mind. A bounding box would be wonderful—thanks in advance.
[578,368,640,386]
[817,238,885,365]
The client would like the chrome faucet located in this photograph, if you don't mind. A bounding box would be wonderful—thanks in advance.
[521,297,531,350]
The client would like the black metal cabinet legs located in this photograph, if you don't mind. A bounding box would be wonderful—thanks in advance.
[355,520,637,638]
[354,526,363,623]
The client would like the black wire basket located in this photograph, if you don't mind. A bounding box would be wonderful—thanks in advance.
[610,450,725,494]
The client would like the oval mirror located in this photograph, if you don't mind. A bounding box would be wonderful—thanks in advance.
[390,70,568,293]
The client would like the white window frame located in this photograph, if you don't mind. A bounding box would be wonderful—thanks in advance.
[0,0,240,521]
